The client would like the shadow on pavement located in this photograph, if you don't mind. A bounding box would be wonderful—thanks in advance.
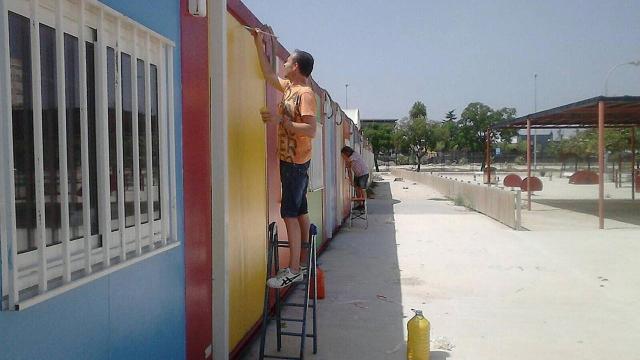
[430,350,451,360]
[533,199,640,226]
[240,180,406,359]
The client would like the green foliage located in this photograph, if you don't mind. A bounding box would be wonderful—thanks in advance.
[392,101,524,169]
[363,123,394,172]
[454,195,467,207]
[547,128,636,165]
[445,109,457,122]
[391,117,410,155]
[363,124,394,154]
[409,101,427,120]
[406,116,433,167]
[455,102,517,153]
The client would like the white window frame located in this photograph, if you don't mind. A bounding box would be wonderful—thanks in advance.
[1,0,178,311]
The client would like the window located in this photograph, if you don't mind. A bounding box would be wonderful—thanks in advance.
[0,0,178,310]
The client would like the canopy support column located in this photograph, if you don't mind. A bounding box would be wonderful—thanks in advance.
[632,126,636,200]
[527,119,532,211]
[486,128,492,186]
[598,101,605,229]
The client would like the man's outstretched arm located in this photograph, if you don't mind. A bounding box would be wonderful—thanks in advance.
[251,28,286,93]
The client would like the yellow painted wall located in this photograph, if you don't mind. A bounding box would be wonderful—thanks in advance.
[227,14,267,349]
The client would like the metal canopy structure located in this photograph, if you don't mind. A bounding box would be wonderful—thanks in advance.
[492,96,640,129]
[488,96,639,230]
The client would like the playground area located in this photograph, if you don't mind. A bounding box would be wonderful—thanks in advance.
[398,165,640,231]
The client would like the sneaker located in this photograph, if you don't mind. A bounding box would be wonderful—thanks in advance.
[268,268,303,288]
[277,266,307,276]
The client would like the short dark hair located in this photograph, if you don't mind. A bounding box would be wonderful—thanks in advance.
[341,146,354,157]
[292,49,314,77]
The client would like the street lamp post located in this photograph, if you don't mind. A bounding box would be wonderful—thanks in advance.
[533,73,538,170]
[604,60,640,96]
[345,83,349,108]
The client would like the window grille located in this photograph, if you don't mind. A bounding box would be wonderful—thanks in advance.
[0,0,179,311]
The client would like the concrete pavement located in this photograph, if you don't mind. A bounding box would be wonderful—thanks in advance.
[241,173,640,359]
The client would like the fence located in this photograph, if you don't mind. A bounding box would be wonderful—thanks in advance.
[391,169,521,229]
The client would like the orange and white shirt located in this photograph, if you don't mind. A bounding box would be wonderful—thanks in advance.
[277,81,316,164]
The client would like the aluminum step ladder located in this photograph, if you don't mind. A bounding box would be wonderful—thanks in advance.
[349,184,368,228]
[259,222,318,360]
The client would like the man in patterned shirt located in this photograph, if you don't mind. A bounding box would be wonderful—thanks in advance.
[252,28,317,288]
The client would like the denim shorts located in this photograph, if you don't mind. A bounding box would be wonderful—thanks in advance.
[280,160,310,218]
[354,173,369,189]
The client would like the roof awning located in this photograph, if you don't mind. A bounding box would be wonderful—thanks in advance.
[492,96,640,129]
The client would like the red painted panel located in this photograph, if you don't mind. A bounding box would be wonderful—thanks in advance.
[180,2,212,359]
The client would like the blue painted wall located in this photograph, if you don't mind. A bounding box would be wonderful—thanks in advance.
[0,0,185,359]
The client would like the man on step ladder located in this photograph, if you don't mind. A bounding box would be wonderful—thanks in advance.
[341,145,369,210]
[252,27,317,288]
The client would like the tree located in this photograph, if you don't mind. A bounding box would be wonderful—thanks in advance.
[433,122,450,153]
[392,118,410,164]
[455,102,517,169]
[409,101,427,120]
[456,102,492,153]
[493,107,518,145]
[445,109,457,123]
[363,124,394,172]
[406,116,436,171]
[548,138,579,175]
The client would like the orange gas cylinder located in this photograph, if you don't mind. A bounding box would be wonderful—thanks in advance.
[309,267,325,299]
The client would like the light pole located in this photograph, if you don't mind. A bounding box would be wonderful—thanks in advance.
[345,83,349,108]
[604,60,640,96]
[533,73,538,169]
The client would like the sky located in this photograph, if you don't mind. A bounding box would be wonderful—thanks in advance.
[242,0,640,121]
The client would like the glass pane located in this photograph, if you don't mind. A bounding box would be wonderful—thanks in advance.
[107,47,118,230]
[40,24,62,246]
[150,64,160,220]
[9,12,35,254]
[64,34,83,240]
[137,59,147,223]
[86,42,99,239]
[121,53,134,227]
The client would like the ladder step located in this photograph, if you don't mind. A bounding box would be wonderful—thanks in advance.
[261,223,318,360]
[281,317,304,322]
[282,302,306,307]
[276,241,312,249]
[281,331,316,338]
